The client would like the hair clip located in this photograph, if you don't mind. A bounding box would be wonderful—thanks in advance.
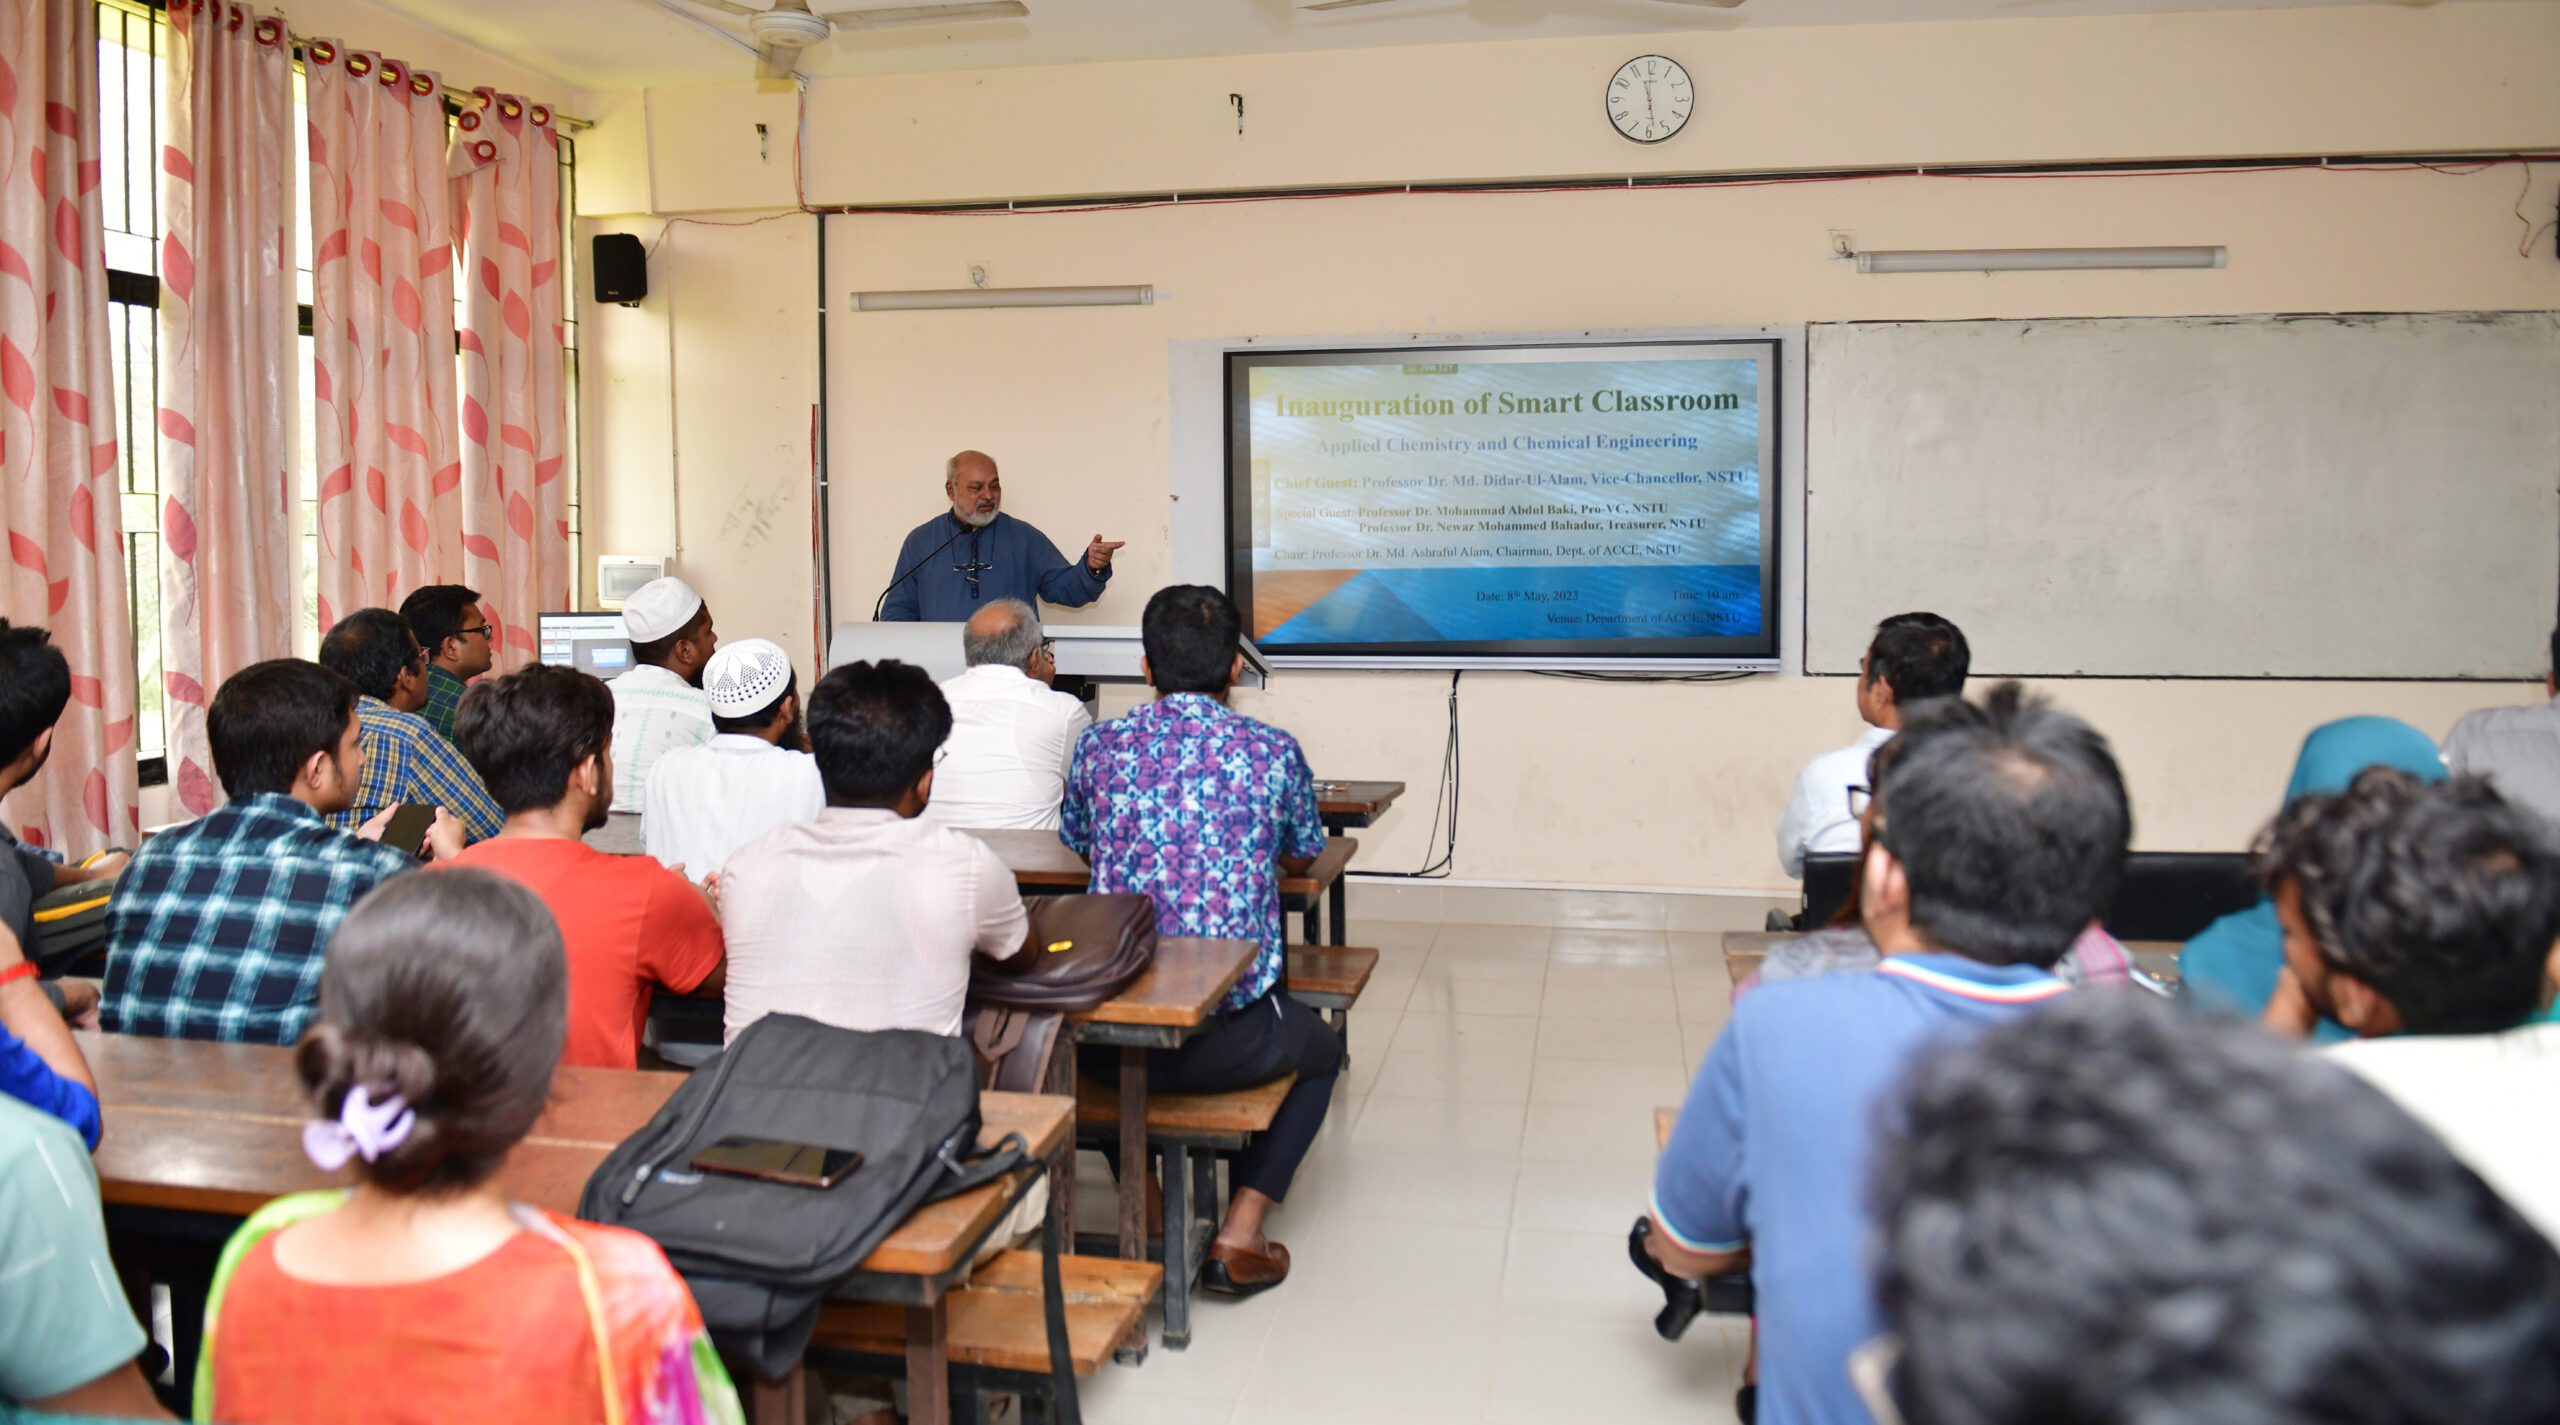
[302,1084,415,1171]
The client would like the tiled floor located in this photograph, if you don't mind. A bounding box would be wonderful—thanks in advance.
[1074,904,1778,1425]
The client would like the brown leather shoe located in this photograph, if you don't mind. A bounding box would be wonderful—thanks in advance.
[1201,1239,1291,1297]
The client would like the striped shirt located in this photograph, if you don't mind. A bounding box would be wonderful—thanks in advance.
[608,665,715,812]
[322,697,505,844]
[419,664,469,740]
[100,793,417,1044]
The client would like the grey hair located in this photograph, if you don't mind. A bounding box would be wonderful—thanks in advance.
[964,599,1044,669]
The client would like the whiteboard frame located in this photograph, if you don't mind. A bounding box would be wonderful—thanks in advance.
[1800,312,2560,682]
[1170,325,1808,676]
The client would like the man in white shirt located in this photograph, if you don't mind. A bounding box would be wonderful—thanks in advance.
[2255,767,2560,1245]
[644,638,825,878]
[607,576,718,810]
[926,598,1093,832]
[717,657,1032,1042]
[2444,624,2560,827]
[1774,612,1969,878]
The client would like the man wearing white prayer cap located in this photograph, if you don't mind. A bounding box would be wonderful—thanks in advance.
[643,639,825,879]
[607,576,719,810]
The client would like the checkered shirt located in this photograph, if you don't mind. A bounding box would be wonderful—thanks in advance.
[322,696,505,843]
[99,793,418,1044]
[419,664,469,740]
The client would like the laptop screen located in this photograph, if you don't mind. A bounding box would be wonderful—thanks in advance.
[537,612,635,683]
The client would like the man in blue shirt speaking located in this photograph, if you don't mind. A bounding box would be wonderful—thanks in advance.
[878,450,1125,622]
[1648,683,2131,1425]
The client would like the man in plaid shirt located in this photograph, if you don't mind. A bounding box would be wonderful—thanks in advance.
[315,609,504,843]
[398,583,495,742]
[101,660,463,1044]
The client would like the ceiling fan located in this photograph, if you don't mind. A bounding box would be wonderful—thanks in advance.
[1300,0,1739,8]
[675,0,1029,80]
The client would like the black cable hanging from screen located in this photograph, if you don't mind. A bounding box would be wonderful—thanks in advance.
[1366,671,1461,880]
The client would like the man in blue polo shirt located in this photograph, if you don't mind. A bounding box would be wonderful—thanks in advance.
[1649,683,2130,1425]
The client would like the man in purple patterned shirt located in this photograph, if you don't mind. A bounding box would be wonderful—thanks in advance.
[1064,585,1337,1296]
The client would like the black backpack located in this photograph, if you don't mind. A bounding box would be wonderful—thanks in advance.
[577,1014,1036,1380]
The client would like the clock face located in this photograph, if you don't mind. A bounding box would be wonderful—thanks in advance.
[1608,55,1694,144]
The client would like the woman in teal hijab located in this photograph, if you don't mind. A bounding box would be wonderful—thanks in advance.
[2179,715,2448,1041]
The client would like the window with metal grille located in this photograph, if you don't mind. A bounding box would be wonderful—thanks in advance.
[89,0,579,785]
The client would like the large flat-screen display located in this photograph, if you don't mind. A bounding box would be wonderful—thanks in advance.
[1227,341,1778,670]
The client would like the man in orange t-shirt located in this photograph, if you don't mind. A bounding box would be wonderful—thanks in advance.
[446,663,724,1068]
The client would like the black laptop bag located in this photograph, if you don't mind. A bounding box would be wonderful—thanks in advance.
[577,1014,1032,1379]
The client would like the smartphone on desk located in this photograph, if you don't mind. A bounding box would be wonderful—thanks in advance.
[380,803,438,859]
[689,1136,864,1189]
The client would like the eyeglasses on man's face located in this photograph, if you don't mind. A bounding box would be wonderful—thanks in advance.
[459,623,494,641]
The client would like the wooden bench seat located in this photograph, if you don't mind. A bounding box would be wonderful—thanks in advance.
[1073,1073,1293,1147]
[1286,945,1377,1009]
[808,1252,1161,1378]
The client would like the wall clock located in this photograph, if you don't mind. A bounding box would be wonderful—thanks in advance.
[1607,55,1693,144]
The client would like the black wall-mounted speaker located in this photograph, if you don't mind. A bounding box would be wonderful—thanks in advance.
[592,233,647,306]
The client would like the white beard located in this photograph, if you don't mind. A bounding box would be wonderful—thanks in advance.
[956,506,999,528]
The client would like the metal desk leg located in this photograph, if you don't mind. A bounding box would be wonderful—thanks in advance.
[749,1364,805,1425]
[1118,1045,1148,1260]
[1162,1142,1194,1350]
[1328,873,1348,947]
[907,1297,952,1425]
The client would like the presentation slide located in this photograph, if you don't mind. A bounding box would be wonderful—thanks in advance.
[1228,343,1775,664]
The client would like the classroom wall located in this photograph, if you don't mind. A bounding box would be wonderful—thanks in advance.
[573,2,2560,894]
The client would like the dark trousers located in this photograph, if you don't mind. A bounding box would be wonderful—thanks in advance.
[1081,990,1342,1202]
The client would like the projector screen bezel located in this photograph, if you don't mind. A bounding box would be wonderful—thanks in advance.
[1224,338,1782,672]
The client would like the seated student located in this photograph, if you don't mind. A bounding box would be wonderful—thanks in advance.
[2251,768,2560,1242]
[608,576,718,812]
[643,638,823,879]
[2179,715,2446,1038]
[102,660,457,1045]
[1868,992,2560,1425]
[397,583,495,741]
[316,608,504,844]
[0,622,128,969]
[924,599,1092,832]
[718,659,1029,1043]
[199,870,738,1423]
[1064,585,1337,1298]
[448,664,725,1071]
[1744,731,2132,998]
[1775,613,1967,879]
[2444,623,2560,826]
[1648,683,2128,1425]
[0,922,102,1148]
[0,1093,165,1417]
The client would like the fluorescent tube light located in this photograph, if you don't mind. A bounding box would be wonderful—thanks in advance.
[1853,246,2226,274]
[849,285,1154,311]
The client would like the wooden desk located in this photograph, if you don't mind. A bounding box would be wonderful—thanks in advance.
[1063,937,1252,1351]
[1280,835,1359,948]
[1314,779,1404,831]
[965,829,1366,949]
[82,1033,1071,1425]
[962,827,1092,888]
[1720,930,1785,990]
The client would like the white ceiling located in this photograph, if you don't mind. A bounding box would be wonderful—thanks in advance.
[369,0,2502,94]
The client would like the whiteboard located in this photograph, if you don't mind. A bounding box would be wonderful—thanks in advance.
[1805,313,2560,679]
